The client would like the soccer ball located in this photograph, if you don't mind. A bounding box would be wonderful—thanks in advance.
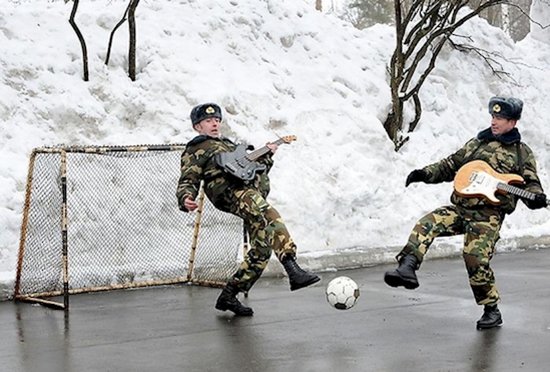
[325,276,360,310]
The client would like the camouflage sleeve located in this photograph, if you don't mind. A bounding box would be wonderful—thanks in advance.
[422,139,479,183]
[520,144,544,208]
[176,146,209,212]
[257,152,274,173]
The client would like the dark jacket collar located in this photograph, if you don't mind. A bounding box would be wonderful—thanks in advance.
[477,127,521,145]
[186,134,235,147]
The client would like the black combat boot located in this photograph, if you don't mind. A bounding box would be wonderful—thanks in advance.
[281,255,320,291]
[215,282,254,316]
[383,254,420,289]
[476,304,502,330]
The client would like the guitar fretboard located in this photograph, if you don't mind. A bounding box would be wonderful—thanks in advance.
[497,182,535,200]
[246,138,288,161]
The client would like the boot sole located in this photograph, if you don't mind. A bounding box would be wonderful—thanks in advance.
[476,319,503,330]
[215,302,254,316]
[384,272,419,290]
[290,275,321,291]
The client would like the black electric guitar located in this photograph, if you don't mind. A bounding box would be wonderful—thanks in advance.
[454,160,548,207]
[215,135,297,181]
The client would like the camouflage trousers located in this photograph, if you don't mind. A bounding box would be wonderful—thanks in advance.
[222,188,297,292]
[397,205,503,306]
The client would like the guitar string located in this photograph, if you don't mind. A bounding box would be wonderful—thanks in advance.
[245,138,288,161]
[496,182,535,200]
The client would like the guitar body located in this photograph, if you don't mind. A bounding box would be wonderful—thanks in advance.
[215,144,267,181]
[454,160,524,204]
[215,135,296,182]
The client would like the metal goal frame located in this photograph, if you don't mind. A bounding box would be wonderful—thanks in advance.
[13,144,245,311]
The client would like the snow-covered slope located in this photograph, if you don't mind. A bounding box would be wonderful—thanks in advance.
[1,0,549,295]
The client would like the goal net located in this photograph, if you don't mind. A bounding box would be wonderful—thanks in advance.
[14,144,244,309]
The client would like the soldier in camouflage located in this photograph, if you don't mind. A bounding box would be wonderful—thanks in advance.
[177,103,320,316]
[384,96,547,330]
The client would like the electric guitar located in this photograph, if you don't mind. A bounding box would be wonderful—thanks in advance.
[454,160,547,207]
[215,135,297,181]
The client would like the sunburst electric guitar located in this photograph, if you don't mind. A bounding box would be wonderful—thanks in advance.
[215,135,297,181]
[454,160,547,207]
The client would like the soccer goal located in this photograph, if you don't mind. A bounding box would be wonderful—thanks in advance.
[14,144,244,310]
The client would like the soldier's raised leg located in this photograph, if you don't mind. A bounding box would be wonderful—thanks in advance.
[385,206,464,289]
[215,189,318,316]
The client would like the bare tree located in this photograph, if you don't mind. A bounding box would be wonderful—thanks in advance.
[128,0,140,81]
[104,0,140,81]
[346,0,394,28]
[67,0,89,81]
[316,0,323,11]
[384,0,509,151]
[474,0,533,40]
[507,0,532,40]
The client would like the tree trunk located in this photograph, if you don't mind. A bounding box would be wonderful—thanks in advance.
[502,3,510,34]
[383,0,406,150]
[68,0,89,81]
[315,0,322,11]
[128,0,140,81]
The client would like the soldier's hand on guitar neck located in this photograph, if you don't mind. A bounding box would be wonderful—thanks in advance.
[530,193,548,209]
[405,169,428,187]
[184,196,199,212]
[266,142,279,154]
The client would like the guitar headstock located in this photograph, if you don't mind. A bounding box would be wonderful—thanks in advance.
[280,135,297,144]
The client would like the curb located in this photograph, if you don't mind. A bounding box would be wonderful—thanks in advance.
[3,235,549,302]
[263,234,550,276]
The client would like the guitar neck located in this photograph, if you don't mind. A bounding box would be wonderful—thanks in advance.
[246,138,287,161]
[497,182,535,201]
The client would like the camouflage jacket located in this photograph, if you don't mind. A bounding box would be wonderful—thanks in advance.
[176,135,274,212]
[421,127,543,215]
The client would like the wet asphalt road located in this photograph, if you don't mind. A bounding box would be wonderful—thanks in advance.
[1,248,549,372]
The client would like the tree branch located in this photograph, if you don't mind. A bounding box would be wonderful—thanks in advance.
[403,34,448,100]
[448,39,518,84]
[105,1,132,65]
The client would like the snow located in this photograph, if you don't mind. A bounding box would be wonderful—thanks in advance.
[1,0,549,295]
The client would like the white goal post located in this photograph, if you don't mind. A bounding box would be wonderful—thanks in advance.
[14,144,245,310]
